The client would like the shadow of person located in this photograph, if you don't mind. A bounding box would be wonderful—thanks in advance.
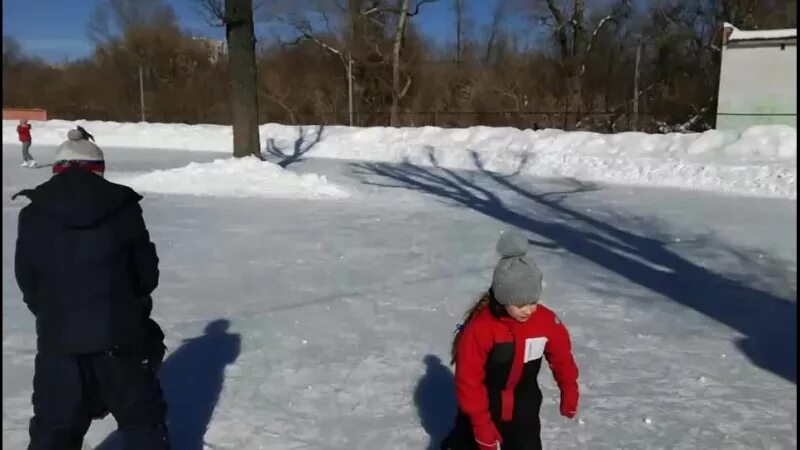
[94,319,241,450]
[414,355,458,450]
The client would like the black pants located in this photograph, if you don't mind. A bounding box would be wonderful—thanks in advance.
[28,351,169,450]
[441,412,542,450]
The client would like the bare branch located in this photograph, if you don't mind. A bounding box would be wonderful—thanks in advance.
[272,14,345,61]
[361,5,382,16]
[585,15,616,54]
[87,2,114,43]
[278,35,307,47]
[364,14,387,28]
[544,0,570,57]
[362,0,439,17]
[743,0,761,23]
[263,90,297,124]
[331,0,348,13]
[316,8,336,35]
[494,88,521,111]
[579,0,632,75]
[483,0,506,64]
[544,0,566,27]
[195,0,226,26]
[399,74,413,99]
[253,0,267,14]
[408,0,439,16]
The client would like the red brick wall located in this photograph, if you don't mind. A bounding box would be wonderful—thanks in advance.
[3,109,47,121]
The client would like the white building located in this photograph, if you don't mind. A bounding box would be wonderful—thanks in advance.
[716,24,796,131]
[191,37,227,64]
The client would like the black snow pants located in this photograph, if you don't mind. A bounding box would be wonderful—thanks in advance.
[441,340,544,450]
[28,349,169,450]
[440,411,542,450]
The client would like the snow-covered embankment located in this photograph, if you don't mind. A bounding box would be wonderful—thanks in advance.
[4,120,795,198]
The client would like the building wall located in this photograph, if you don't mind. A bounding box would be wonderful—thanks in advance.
[2,109,47,121]
[716,41,796,131]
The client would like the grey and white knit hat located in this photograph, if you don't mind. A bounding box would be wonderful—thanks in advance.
[53,128,105,175]
[491,231,543,306]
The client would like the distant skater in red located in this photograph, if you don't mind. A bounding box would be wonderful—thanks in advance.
[17,119,35,167]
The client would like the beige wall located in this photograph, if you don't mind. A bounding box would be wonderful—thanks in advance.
[3,109,48,121]
[716,41,796,131]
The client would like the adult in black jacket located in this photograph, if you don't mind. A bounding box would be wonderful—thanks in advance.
[14,129,170,450]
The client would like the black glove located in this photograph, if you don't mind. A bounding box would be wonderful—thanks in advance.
[143,317,167,372]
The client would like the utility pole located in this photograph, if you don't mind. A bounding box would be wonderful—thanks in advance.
[347,53,354,127]
[138,63,146,122]
[632,43,641,131]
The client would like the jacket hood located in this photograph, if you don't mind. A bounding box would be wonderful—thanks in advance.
[14,168,142,228]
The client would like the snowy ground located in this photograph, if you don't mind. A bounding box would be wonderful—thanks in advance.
[2,143,797,450]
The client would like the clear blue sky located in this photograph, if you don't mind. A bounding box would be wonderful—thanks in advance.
[3,0,508,62]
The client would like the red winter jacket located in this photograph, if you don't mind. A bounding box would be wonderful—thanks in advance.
[17,123,32,142]
[454,302,579,439]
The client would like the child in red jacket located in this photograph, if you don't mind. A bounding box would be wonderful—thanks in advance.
[16,119,35,167]
[442,231,579,450]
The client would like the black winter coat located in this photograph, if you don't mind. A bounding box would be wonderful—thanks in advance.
[14,168,160,355]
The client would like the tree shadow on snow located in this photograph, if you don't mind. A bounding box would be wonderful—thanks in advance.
[352,150,796,383]
[95,319,242,450]
[262,125,324,168]
[414,355,457,450]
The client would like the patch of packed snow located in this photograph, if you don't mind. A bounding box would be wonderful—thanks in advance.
[3,119,796,198]
[110,157,350,199]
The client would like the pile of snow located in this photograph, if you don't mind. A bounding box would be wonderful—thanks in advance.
[4,119,796,198]
[110,157,350,199]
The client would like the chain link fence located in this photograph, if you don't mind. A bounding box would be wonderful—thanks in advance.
[305,110,710,133]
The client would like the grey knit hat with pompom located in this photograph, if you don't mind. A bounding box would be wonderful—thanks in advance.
[491,231,543,306]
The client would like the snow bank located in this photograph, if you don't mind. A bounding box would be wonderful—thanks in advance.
[4,119,796,198]
[109,157,350,199]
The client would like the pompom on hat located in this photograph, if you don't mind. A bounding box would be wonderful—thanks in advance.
[52,128,105,175]
[491,231,544,306]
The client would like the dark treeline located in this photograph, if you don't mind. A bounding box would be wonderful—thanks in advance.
[3,0,796,132]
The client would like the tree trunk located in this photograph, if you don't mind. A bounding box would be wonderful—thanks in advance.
[454,0,464,65]
[570,73,582,127]
[390,0,410,127]
[225,0,260,158]
[484,1,503,64]
[633,43,641,131]
[571,0,586,127]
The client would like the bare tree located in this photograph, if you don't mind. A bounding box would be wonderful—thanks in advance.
[718,0,797,29]
[537,0,631,125]
[2,36,24,65]
[15,0,784,132]
[87,0,177,43]
[390,0,412,126]
[484,1,507,64]
[260,68,297,124]
[387,0,438,126]
[199,0,261,158]
[109,0,176,29]
[87,3,114,44]
[270,9,348,59]
[453,0,466,64]
[266,2,359,124]
[269,0,435,127]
